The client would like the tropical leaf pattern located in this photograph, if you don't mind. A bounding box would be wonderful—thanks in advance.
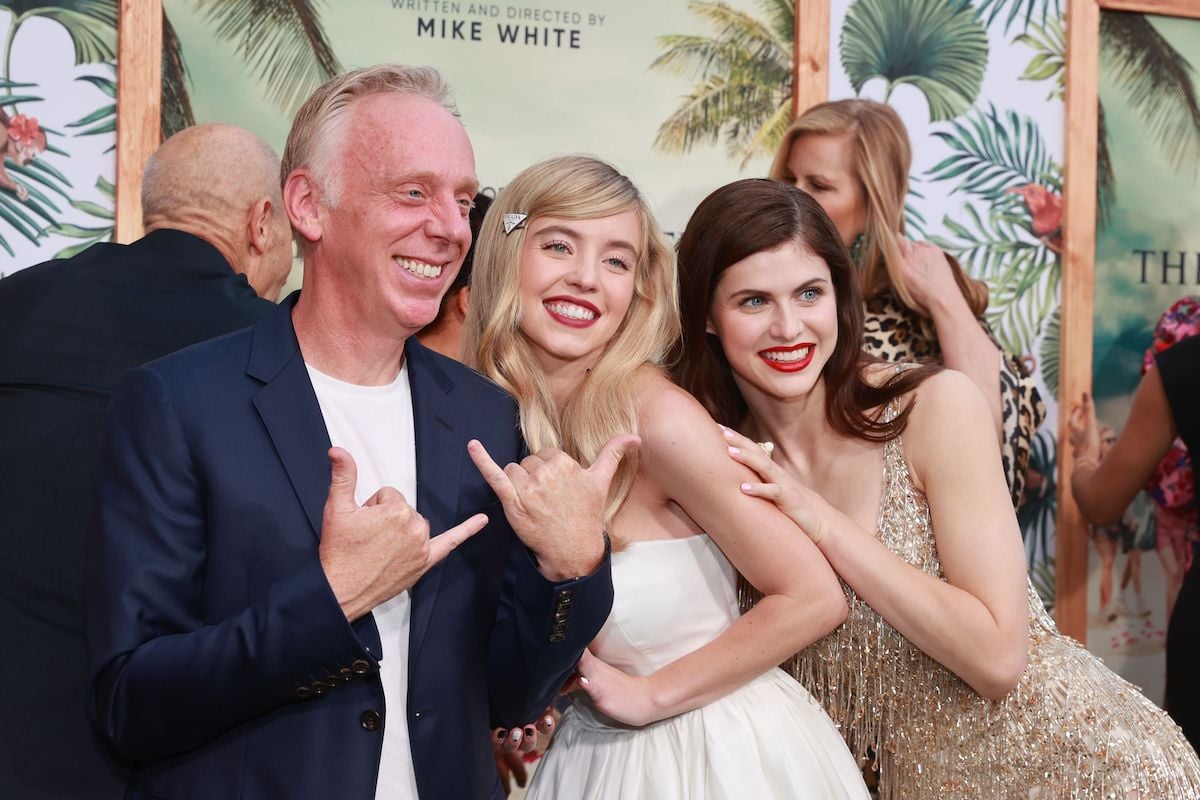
[50,172,111,257]
[1018,429,1057,609]
[0,0,117,67]
[840,0,987,121]
[0,3,115,259]
[650,0,793,166]
[976,0,1061,36]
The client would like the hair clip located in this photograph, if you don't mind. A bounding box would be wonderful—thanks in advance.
[502,213,528,235]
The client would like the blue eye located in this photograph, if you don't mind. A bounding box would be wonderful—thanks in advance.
[740,296,766,309]
[542,240,571,254]
[605,257,632,272]
[800,287,823,302]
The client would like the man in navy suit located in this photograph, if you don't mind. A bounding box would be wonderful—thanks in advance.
[0,123,293,799]
[87,65,620,799]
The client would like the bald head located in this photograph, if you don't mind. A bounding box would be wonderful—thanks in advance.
[141,124,294,300]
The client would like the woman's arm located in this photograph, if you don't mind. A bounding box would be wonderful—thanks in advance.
[1069,368,1177,525]
[728,371,1028,700]
[897,240,1004,440]
[575,379,846,726]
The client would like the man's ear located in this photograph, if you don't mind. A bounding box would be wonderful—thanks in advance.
[454,285,471,320]
[247,197,273,256]
[284,170,323,243]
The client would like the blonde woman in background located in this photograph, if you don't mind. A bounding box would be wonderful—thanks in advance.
[466,155,869,799]
[770,99,1044,507]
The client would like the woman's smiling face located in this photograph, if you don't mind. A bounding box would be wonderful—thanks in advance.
[517,210,642,375]
[707,240,838,404]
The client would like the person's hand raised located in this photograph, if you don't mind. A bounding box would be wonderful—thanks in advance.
[319,447,487,620]
[1067,392,1101,462]
[468,435,639,580]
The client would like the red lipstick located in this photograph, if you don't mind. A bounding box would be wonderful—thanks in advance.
[758,343,814,373]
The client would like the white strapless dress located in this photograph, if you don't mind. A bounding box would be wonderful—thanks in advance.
[526,535,869,799]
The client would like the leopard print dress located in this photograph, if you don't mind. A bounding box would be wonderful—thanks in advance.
[862,294,1045,509]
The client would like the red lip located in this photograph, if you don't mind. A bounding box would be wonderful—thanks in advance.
[758,343,814,373]
[543,296,601,329]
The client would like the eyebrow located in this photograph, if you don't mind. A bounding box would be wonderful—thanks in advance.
[395,170,479,196]
[533,223,639,254]
[727,276,830,296]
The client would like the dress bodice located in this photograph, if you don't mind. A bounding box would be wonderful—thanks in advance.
[745,399,1200,798]
[590,535,738,677]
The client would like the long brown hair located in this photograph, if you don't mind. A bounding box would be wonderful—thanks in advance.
[672,179,938,442]
[768,99,987,318]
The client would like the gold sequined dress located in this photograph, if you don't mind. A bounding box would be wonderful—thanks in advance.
[752,406,1200,799]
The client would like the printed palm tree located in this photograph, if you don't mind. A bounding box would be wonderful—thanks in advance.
[840,0,987,122]
[1098,12,1200,222]
[161,0,340,138]
[650,0,793,167]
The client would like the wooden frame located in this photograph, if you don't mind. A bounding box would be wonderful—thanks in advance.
[114,0,162,243]
[1059,0,1200,641]
[794,0,830,117]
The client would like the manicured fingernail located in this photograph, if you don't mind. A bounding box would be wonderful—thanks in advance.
[544,715,554,727]
[579,675,590,685]
[511,729,522,742]
[524,726,535,738]
[728,446,740,455]
[494,729,507,742]
[741,483,752,492]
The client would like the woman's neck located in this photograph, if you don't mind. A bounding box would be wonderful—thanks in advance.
[740,378,843,473]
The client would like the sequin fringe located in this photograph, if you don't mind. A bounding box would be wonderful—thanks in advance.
[740,402,1200,799]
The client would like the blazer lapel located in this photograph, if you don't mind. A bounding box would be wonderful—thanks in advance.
[248,295,331,540]
[406,339,466,665]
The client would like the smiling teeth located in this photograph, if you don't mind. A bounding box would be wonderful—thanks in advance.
[395,257,443,278]
[763,346,811,362]
[545,301,597,321]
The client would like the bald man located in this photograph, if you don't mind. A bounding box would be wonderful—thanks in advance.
[0,123,293,799]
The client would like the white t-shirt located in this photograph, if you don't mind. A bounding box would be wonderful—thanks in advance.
[308,362,421,799]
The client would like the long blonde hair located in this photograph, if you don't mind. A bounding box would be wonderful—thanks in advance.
[769,99,987,317]
[464,155,679,522]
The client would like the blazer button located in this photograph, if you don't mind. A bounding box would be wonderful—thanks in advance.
[352,659,371,675]
[311,680,330,696]
[360,709,382,732]
[295,686,313,699]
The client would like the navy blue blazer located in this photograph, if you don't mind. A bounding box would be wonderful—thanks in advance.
[86,295,613,799]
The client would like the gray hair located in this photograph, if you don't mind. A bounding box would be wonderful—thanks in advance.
[281,64,457,207]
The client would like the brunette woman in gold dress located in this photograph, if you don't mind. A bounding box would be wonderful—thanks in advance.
[675,178,1200,799]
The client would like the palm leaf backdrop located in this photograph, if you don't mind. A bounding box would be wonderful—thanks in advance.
[1,0,116,77]
[651,0,793,167]
[1018,428,1057,609]
[1038,307,1059,399]
[927,105,1060,202]
[1099,12,1200,218]
[925,107,1060,356]
[50,173,112,257]
[67,62,114,143]
[840,0,987,122]
[191,0,340,116]
[1015,17,1065,102]
[976,0,1061,36]
[929,197,1057,356]
[161,11,195,139]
